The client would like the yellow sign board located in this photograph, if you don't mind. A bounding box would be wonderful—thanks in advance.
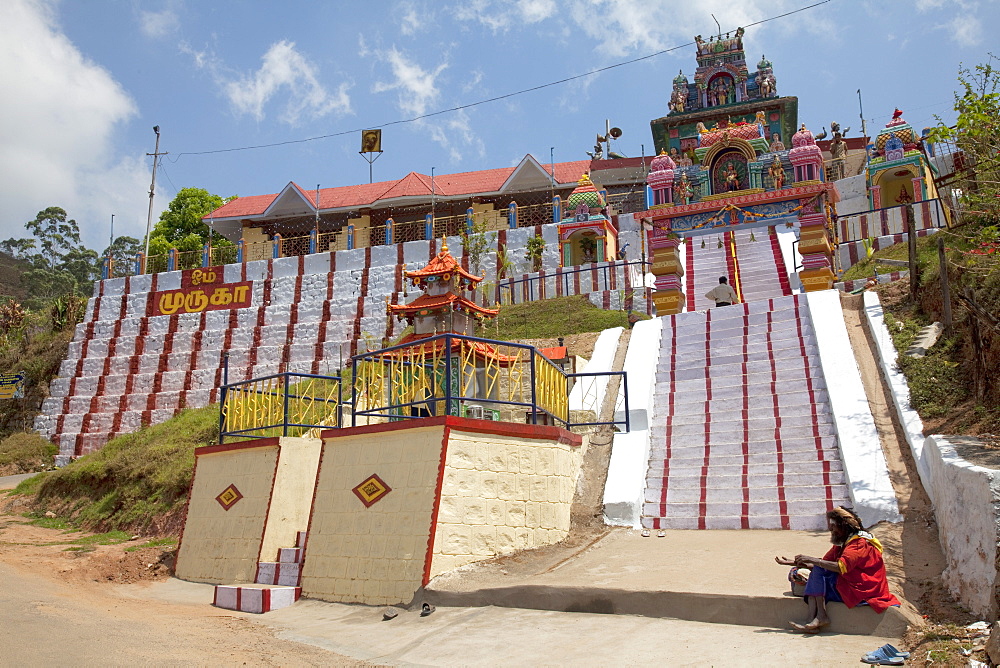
[0,372,25,399]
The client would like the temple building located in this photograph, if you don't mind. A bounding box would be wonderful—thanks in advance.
[865,109,947,212]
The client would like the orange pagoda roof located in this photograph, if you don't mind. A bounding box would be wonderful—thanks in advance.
[387,292,499,319]
[406,240,483,287]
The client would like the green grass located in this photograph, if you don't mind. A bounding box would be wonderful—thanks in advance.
[0,432,57,474]
[19,405,219,534]
[125,537,177,552]
[484,295,645,341]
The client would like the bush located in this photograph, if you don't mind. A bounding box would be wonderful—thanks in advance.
[0,431,56,474]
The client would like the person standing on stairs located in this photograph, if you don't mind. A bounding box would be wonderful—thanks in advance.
[705,276,738,307]
[775,507,900,633]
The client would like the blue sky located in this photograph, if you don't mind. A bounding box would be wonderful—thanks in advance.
[1,0,996,251]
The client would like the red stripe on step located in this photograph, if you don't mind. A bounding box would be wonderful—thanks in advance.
[262,587,271,613]
[767,303,791,529]
[793,294,835,510]
[740,307,751,529]
[698,309,713,530]
[656,314,678,528]
[685,237,696,312]
[236,587,241,612]
[349,247,372,358]
[768,226,792,296]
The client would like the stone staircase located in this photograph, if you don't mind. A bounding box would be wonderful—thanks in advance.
[642,294,851,530]
[685,225,792,312]
[213,531,307,614]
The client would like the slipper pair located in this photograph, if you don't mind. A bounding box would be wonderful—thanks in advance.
[640,529,666,537]
[861,643,909,665]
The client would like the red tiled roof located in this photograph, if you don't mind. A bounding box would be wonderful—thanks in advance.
[206,157,600,220]
[406,246,482,284]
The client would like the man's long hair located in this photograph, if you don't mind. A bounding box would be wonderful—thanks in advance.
[827,507,864,544]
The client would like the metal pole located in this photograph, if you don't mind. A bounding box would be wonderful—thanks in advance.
[938,235,952,333]
[857,90,867,148]
[144,126,165,264]
[110,214,115,249]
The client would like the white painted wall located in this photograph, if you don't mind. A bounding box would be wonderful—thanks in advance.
[862,292,929,492]
[925,436,1000,618]
[603,316,663,527]
[568,327,623,415]
[806,290,900,526]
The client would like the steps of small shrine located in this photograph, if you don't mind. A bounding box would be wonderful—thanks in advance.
[643,294,845,530]
[213,584,301,613]
[213,531,308,613]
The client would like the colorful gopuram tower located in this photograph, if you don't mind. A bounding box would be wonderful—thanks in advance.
[641,29,840,313]
[865,109,946,211]
[556,174,618,266]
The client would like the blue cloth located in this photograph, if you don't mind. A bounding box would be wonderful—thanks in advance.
[802,567,842,603]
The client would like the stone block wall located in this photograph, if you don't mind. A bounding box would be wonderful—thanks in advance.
[302,423,444,606]
[175,439,279,584]
[36,218,646,464]
[430,427,582,576]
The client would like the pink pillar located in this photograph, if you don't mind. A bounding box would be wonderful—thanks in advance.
[871,185,882,210]
[911,177,923,202]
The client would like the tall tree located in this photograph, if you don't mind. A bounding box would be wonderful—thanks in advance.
[25,207,84,270]
[147,188,235,266]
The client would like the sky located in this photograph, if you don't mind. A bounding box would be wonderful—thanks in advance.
[0,0,996,252]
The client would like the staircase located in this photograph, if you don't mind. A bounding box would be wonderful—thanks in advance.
[213,531,307,613]
[685,225,792,312]
[642,294,851,531]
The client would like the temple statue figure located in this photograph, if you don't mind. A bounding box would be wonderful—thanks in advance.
[769,133,785,152]
[828,121,849,181]
[678,150,694,167]
[674,171,693,205]
[724,163,741,191]
[768,155,785,190]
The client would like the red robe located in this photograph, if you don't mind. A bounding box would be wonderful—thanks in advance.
[824,535,900,612]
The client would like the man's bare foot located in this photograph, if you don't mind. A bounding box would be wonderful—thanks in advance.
[789,619,830,634]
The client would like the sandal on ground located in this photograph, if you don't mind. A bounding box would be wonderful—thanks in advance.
[641,529,650,537]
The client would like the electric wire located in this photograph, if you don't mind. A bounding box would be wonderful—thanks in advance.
[169,0,832,161]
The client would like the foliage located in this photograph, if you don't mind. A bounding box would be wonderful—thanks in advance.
[525,234,546,272]
[49,295,86,331]
[21,406,219,534]
[458,215,496,276]
[0,298,26,337]
[102,236,143,275]
[495,243,513,280]
[0,432,57,474]
[147,188,236,270]
[927,57,1000,225]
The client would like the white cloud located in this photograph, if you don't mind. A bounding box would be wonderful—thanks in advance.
[397,1,425,35]
[373,47,448,117]
[948,14,982,45]
[222,41,352,124]
[0,0,150,249]
[455,0,832,56]
[139,6,180,39]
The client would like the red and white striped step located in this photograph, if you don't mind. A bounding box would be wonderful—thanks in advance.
[213,584,301,613]
[213,531,307,613]
[642,294,851,531]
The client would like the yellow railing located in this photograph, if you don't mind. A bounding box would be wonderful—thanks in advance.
[221,373,342,442]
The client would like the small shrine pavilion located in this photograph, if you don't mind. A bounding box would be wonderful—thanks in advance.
[865,109,947,213]
[556,174,619,266]
[387,240,499,342]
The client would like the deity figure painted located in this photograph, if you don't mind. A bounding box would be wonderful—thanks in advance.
[769,155,785,190]
[674,171,693,205]
[725,163,741,191]
[669,87,686,113]
[677,151,694,167]
[769,133,785,152]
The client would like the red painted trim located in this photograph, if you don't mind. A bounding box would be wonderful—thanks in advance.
[685,237,696,312]
[655,313,678,529]
[740,307,751,529]
[196,437,281,456]
[639,182,833,221]
[768,225,792,296]
[793,295,835,511]
[300,430,327,592]
[767,302,791,529]
[262,587,271,613]
[349,247,372,358]
[322,415,582,446]
[236,586,242,612]
[212,585,218,606]
[697,308,712,530]
[423,424,451,586]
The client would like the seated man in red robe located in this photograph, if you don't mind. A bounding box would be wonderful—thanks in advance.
[775,507,900,633]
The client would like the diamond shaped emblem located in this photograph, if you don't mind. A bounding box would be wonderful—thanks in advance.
[215,484,243,511]
[352,473,391,508]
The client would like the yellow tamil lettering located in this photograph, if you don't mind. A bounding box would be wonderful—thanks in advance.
[210,287,233,306]
[232,285,250,304]
[158,292,185,315]
[190,269,204,286]
[184,290,210,313]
